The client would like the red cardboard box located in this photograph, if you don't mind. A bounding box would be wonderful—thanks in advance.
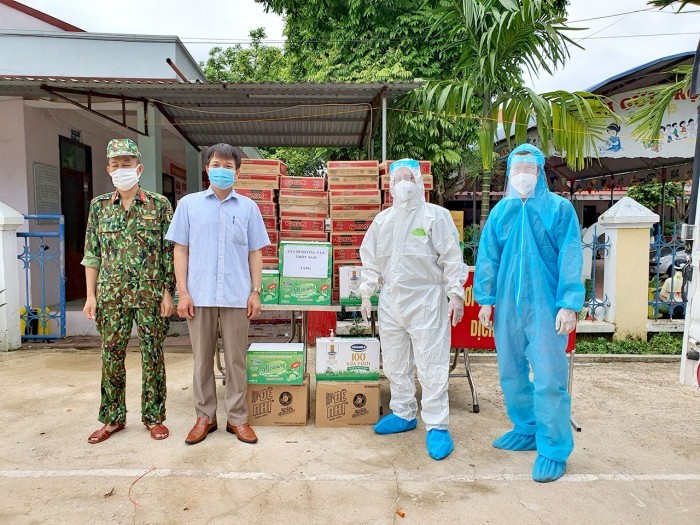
[267,230,279,245]
[279,176,326,191]
[331,219,374,233]
[327,182,379,191]
[262,244,278,258]
[263,258,279,269]
[257,202,277,217]
[332,289,340,303]
[327,160,379,176]
[240,158,287,176]
[333,247,361,262]
[235,188,275,202]
[280,231,329,242]
[327,175,380,186]
[279,218,326,232]
[379,160,431,176]
[279,190,328,207]
[330,233,366,246]
[263,217,277,230]
[329,190,381,205]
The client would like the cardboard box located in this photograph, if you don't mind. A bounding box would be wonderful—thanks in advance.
[279,176,326,191]
[279,190,328,207]
[315,381,380,427]
[330,219,374,233]
[240,158,287,176]
[246,375,309,426]
[316,337,380,381]
[326,160,379,176]
[450,210,465,242]
[280,231,329,242]
[326,182,379,191]
[279,241,333,306]
[339,266,378,306]
[267,229,279,245]
[234,175,280,190]
[279,202,329,215]
[263,259,279,270]
[235,188,275,202]
[379,160,431,176]
[330,233,366,246]
[329,190,381,205]
[333,246,361,263]
[263,217,277,230]
[257,202,277,217]
[327,175,380,186]
[261,269,280,304]
[247,343,305,385]
[329,205,381,220]
[280,218,326,232]
[279,276,332,305]
[380,174,433,190]
[262,244,278,259]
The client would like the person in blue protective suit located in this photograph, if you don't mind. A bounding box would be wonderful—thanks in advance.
[359,159,468,460]
[474,143,584,482]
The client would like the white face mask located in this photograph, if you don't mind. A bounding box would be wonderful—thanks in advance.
[110,166,140,191]
[393,180,416,204]
[510,173,538,197]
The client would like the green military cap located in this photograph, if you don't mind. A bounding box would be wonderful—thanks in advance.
[106,138,141,160]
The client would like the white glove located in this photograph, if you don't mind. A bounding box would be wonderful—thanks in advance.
[555,308,577,335]
[478,305,493,328]
[360,296,373,323]
[447,294,464,327]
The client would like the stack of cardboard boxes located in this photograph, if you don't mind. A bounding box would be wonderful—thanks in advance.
[379,160,433,209]
[314,336,381,427]
[235,159,286,304]
[246,342,310,426]
[279,176,329,244]
[327,161,381,303]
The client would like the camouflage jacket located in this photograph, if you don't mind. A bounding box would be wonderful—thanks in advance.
[81,189,175,307]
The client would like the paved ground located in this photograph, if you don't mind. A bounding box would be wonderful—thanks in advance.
[0,345,698,524]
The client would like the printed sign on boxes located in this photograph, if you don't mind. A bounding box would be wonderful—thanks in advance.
[247,343,305,385]
[316,337,380,381]
[315,381,380,427]
[246,375,309,426]
[279,241,332,305]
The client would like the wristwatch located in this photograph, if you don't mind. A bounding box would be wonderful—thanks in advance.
[251,285,262,294]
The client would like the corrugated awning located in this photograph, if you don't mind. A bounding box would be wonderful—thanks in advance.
[0,79,420,149]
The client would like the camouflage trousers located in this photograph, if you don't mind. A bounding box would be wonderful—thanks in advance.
[96,304,169,425]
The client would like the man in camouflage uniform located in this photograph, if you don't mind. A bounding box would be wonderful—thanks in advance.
[82,138,175,444]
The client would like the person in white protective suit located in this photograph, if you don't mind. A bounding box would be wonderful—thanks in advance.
[359,159,468,460]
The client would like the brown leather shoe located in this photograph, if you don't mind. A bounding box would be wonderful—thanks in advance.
[226,422,258,444]
[185,416,217,445]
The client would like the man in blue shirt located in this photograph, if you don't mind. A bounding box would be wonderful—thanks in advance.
[166,143,270,445]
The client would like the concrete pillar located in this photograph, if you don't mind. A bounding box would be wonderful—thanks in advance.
[185,143,202,194]
[136,103,163,193]
[599,197,659,340]
[0,201,24,351]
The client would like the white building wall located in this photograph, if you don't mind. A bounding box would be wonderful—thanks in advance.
[0,4,65,31]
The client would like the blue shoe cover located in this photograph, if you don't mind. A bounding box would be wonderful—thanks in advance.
[532,455,567,483]
[373,414,417,435]
[426,429,454,460]
[492,430,537,451]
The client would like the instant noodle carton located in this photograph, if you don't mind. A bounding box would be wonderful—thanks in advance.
[246,343,305,385]
[261,269,280,304]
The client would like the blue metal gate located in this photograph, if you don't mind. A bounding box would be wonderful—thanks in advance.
[17,215,66,340]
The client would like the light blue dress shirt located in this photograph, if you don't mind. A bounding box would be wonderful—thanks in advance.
[165,187,270,308]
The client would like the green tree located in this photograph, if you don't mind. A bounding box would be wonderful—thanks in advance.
[627,182,686,214]
[256,0,481,203]
[200,28,288,82]
[415,0,616,223]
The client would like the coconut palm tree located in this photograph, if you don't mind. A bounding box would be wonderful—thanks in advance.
[647,1,700,8]
[414,0,616,224]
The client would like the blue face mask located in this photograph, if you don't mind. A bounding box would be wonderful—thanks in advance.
[208,167,235,189]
